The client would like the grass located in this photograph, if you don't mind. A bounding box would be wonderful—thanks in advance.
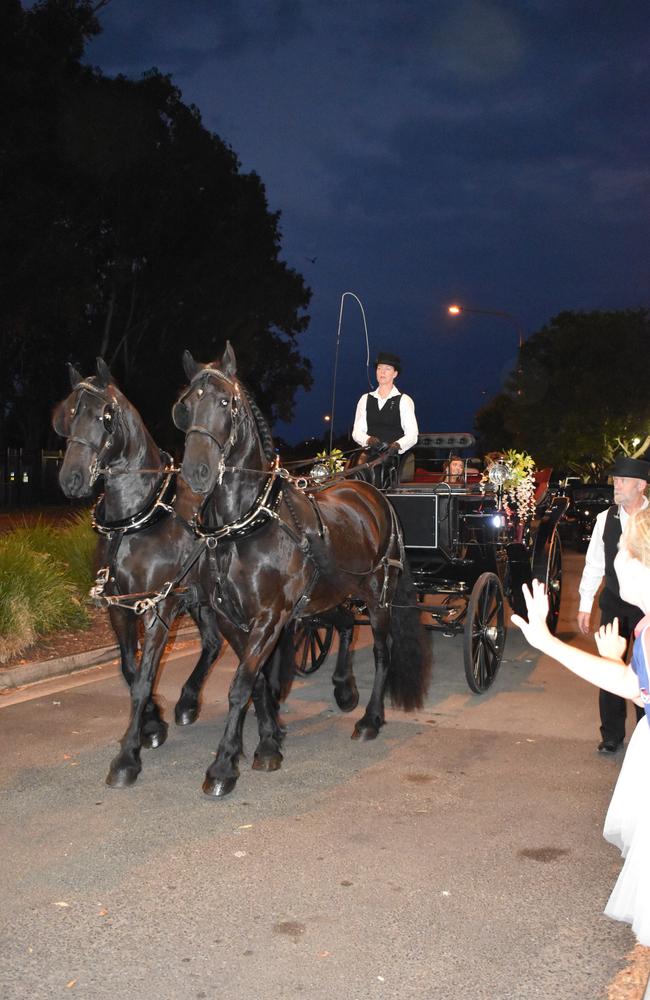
[0,513,96,663]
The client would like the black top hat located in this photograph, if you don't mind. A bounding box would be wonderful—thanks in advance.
[608,455,650,481]
[375,351,401,373]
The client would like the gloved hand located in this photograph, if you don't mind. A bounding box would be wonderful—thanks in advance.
[366,436,381,448]
[386,441,400,455]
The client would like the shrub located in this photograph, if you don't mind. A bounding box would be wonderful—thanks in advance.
[9,512,97,596]
[0,515,95,663]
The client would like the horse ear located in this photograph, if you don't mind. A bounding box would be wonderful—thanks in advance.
[221,340,237,378]
[96,357,112,388]
[52,400,70,438]
[172,398,190,432]
[68,363,83,388]
[182,349,202,381]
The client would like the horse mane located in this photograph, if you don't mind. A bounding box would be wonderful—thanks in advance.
[239,382,276,463]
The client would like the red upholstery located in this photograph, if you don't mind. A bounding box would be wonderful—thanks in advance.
[534,468,552,504]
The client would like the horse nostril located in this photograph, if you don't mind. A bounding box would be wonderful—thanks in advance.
[197,463,210,483]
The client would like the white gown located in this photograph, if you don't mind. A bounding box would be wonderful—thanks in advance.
[603,713,650,945]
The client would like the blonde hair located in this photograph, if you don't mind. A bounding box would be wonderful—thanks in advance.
[622,507,650,568]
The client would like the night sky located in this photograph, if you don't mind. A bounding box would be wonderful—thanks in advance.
[85,0,649,444]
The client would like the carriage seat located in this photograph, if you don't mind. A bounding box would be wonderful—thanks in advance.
[534,468,552,506]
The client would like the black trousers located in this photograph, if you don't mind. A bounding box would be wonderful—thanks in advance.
[599,601,644,743]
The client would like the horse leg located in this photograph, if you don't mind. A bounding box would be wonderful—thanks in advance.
[203,619,286,798]
[251,665,284,772]
[106,609,173,787]
[109,606,168,750]
[174,604,223,726]
[352,606,391,741]
[329,606,359,713]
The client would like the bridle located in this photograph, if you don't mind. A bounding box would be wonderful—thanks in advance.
[177,367,244,485]
[64,381,120,487]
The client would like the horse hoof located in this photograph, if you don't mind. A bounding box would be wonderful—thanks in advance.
[252,752,283,772]
[202,776,238,798]
[106,765,140,788]
[352,723,379,741]
[334,685,359,713]
[141,724,168,749]
[175,706,198,727]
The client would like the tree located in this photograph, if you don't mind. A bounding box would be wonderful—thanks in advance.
[475,309,650,478]
[0,0,312,463]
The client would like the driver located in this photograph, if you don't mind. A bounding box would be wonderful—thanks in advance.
[352,351,418,488]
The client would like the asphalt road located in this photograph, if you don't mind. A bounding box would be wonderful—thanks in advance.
[0,552,644,1000]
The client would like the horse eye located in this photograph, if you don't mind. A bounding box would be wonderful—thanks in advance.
[219,397,229,407]
[102,409,114,431]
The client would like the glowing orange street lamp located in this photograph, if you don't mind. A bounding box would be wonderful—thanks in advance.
[447,303,524,349]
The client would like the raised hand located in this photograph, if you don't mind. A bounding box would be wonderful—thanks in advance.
[511,579,551,651]
[594,618,627,662]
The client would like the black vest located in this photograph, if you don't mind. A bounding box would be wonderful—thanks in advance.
[366,394,403,444]
[600,506,644,626]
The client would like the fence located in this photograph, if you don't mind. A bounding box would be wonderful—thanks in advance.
[0,449,65,507]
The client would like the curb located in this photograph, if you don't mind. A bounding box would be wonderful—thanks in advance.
[0,625,200,693]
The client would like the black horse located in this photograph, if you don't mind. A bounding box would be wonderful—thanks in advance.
[173,343,432,798]
[53,359,287,788]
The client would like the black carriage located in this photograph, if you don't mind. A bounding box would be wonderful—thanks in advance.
[294,432,568,694]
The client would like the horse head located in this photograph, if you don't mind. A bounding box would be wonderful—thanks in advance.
[173,342,252,495]
[52,358,129,498]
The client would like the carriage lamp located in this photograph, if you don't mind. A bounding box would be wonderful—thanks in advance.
[310,462,329,483]
[487,461,510,487]
[491,513,507,528]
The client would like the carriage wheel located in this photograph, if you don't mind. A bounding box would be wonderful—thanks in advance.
[538,530,563,635]
[463,572,506,694]
[292,620,334,676]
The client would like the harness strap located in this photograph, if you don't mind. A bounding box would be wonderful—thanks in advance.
[92,462,177,535]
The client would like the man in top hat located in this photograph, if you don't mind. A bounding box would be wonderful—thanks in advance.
[577,455,650,753]
[352,351,418,488]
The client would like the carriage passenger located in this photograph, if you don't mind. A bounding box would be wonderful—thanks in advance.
[352,351,418,488]
[444,456,465,484]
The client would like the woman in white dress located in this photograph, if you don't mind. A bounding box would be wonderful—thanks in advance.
[512,507,650,946]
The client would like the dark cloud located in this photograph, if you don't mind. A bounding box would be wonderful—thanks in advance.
[85,0,649,441]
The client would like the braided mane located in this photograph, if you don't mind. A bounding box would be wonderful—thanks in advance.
[240,382,276,463]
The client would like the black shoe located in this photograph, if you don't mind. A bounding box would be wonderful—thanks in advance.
[597,740,623,754]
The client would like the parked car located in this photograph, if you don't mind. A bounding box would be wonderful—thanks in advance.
[559,483,613,551]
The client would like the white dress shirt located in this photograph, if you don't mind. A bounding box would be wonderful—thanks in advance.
[352,386,419,455]
[578,497,649,613]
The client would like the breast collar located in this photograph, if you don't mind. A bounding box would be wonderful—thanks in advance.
[192,471,285,541]
[92,457,177,536]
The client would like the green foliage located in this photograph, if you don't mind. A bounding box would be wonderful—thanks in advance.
[0,525,91,663]
[1,0,312,457]
[475,309,650,474]
[8,512,97,595]
[315,448,346,473]
[501,449,536,490]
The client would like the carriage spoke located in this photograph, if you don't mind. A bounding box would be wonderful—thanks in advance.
[464,572,505,693]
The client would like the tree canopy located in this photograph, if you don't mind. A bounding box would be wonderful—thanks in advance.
[474,309,650,478]
[1,0,312,456]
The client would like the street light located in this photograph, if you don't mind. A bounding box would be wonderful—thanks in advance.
[447,303,524,349]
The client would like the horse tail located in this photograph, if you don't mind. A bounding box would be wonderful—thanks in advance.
[265,626,297,704]
[387,563,432,711]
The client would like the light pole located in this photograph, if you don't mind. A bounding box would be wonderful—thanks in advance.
[447,303,524,349]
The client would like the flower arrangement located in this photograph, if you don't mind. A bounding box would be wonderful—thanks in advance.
[501,449,537,522]
[315,448,346,474]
